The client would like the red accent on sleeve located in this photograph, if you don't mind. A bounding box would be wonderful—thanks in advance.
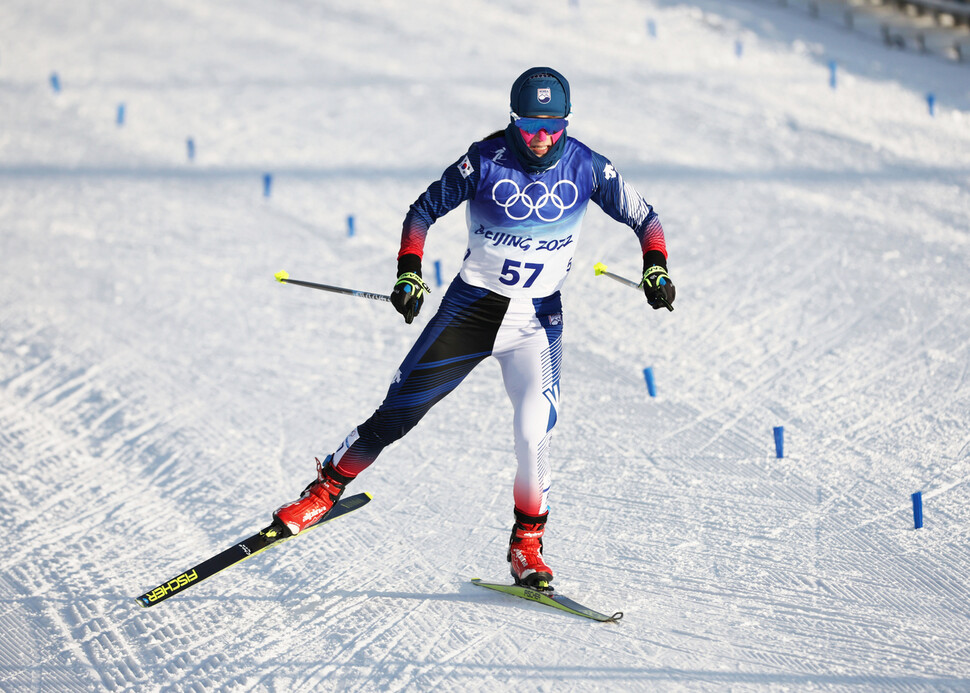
[639,215,666,258]
[398,223,428,260]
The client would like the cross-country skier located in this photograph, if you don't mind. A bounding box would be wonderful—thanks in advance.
[274,67,675,589]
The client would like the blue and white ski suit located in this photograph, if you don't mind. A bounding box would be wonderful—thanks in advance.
[330,133,666,516]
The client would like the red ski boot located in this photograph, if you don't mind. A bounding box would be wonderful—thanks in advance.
[507,509,553,589]
[274,456,352,536]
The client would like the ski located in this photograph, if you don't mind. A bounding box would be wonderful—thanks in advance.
[135,492,372,608]
[471,578,623,623]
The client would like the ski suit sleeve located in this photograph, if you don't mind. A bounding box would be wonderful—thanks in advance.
[398,147,480,264]
[589,150,668,268]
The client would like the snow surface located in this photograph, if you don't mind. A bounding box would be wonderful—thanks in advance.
[2,0,970,691]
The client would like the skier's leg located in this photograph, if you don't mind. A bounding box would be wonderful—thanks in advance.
[276,280,508,534]
[494,296,563,517]
[331,279,509,477]
[495,295,562,586]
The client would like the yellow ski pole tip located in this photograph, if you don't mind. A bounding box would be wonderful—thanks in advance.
[594,262,608,276]
[274,270,289,283]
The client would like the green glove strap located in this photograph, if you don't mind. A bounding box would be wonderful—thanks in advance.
[641,265,670,289]
[395,272,430,298]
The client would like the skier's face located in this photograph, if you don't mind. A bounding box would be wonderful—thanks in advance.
[525,129,554,157]
[515,116,567,158]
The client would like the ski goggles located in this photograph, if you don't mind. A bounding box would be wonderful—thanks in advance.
[514,116,569,133]
[514,116,568,145]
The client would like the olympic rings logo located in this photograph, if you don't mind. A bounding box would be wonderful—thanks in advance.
[491,179,579,222]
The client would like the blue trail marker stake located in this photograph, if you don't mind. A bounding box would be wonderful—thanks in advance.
[643,367,656,397]
[912,491,923,529]
[927,93,935,117]
[263,173,273,197]
[829,60,838,90]
[646,19,657,38]
[116,103,125,126]
[434,260,443,287]
[347,215,355,237]
[773,426,785,458]
[50,72,61,92]
[186,138,195,161]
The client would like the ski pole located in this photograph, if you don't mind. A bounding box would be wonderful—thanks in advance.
[593,262,640,289]
[274,271,391,303]
[593,262,673,311]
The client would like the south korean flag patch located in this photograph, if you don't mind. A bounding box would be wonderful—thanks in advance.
[458,155,474,179]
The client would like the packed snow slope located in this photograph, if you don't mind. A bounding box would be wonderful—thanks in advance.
[2,1,969,691]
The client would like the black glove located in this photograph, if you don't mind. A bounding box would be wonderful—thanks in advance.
[390,263,430,324]
[642,265,675,311]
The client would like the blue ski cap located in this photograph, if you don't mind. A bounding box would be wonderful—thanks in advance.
[510,67,571,118]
